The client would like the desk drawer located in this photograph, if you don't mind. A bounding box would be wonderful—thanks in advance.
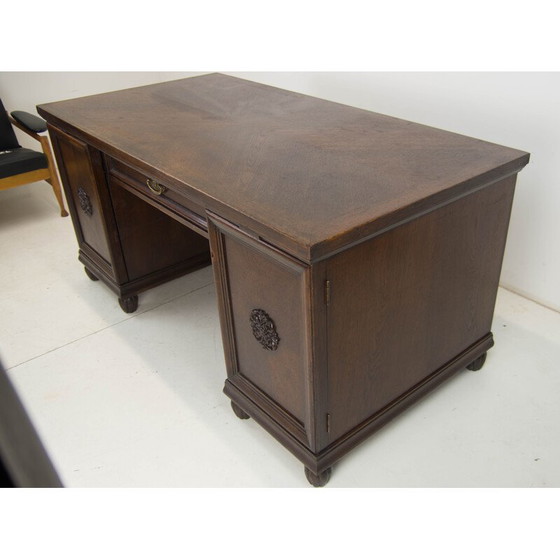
[106,157,207,235]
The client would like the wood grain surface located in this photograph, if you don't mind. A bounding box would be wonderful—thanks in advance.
[38,73,529,261]
[38,75,530,485]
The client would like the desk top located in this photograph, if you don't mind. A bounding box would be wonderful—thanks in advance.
[38,74,529,261]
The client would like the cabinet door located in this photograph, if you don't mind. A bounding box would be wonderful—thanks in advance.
[49,127,126,282]
[208,213,316,449]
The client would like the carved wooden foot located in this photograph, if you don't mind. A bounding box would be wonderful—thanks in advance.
[84,267,99,281]
[118,295,138,313]
[304,466,332,487]
[467,351,487,371]
[231,401,250,419]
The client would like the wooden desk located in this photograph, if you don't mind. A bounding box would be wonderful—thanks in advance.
[37,74,529,486]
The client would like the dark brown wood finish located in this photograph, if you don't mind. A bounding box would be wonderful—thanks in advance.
[49,124,211,310]
[324,175,516,444]
[106,156,208,237]
[38,74,530,485]
[108,175,209,280]
[37,74,529,263]
[50,126,123,275]
[208,212,317,450]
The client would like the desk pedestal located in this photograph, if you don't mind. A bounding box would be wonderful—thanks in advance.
[49,126,517,487]
[50,127,211,313]
[208,176,516,485]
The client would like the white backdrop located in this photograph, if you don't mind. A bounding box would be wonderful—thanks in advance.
[1,72,558,311]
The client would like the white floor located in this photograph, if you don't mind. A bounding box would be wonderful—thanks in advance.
[1,182,559,488]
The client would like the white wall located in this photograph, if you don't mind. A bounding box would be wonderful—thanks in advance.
[0,71,200,139]
[228,73,559,312]
[1,72,558,311]
[0,72,202,152]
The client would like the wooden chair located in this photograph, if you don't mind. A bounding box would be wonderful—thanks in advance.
[0,98,68,217]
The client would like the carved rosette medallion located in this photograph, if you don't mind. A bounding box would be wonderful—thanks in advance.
[77,187,93,216]
[250,309,280,351]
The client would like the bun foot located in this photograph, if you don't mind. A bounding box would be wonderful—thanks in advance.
[84,267,99,281]
[304,466,332,487]
[118,295,138,313]
[231,401,250,419]
[467,351,487,371]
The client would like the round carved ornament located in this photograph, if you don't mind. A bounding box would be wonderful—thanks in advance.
[249,309,280,351]
[77,187,93,216]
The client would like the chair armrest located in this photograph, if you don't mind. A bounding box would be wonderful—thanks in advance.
[10,111,47,133]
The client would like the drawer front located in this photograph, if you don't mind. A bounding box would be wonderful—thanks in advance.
[50,129,116,270]
[106,157,207,235]
[208,213,314,447]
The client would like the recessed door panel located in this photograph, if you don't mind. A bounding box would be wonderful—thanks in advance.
[54,131,113,265]
[208,214,313,443]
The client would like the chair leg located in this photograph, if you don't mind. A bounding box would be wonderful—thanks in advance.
[40,135,68,217]
[46,176,69,217]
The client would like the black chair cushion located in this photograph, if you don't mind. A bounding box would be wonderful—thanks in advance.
[0,148,48,179]
[0,100,20,151]
[11,111,47,133]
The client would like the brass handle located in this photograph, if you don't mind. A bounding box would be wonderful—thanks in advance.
[146,178,166,195]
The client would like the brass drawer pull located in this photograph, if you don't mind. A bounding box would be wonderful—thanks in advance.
[146,178,166,195]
